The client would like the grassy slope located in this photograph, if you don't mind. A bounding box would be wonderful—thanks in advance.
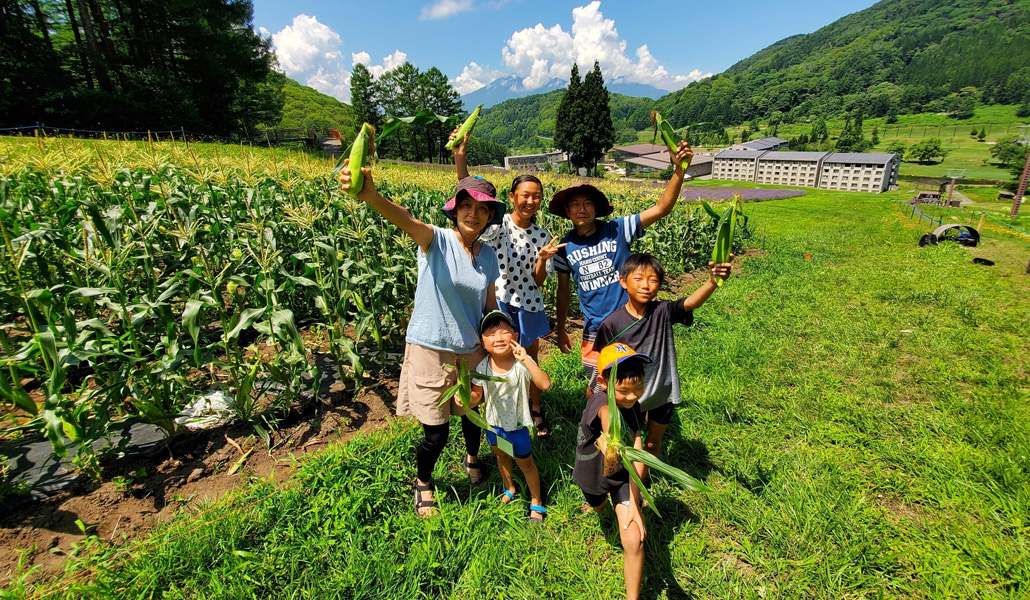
[9,191,1030,599]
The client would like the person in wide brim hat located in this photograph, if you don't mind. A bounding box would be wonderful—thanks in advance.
[547,182,615,219]
[442,175,506,226]
[547,140,696,401]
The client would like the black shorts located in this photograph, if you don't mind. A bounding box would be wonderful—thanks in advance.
[644,402,675,426]
[583,483,631,508]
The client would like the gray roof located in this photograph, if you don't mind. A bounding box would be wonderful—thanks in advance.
[612,143,667,156]
[823,153,898,165]
[760,151,831,161]
[624,153,714,170]
[715,149,767,159]
[735,137,789,151]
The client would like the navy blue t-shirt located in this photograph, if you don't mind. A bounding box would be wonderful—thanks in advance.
[553,215,643,332]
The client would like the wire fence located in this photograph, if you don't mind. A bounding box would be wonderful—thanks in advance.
[880,122,1019,141]
[0,124,326,147]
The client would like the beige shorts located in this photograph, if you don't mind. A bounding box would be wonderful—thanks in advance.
[396,342,488,426]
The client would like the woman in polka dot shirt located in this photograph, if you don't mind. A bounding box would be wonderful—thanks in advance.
[452,129,564,437]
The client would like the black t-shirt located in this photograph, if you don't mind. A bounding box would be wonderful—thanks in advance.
[593,299,693,411]
[573,391,644,496]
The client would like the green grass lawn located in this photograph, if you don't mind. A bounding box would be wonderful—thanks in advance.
[7,189,1030,599]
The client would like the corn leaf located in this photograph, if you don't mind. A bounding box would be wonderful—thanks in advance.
[622,447,712,493]
[332,109,462,175]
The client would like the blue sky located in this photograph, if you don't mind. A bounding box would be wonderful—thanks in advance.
[252,0,881,102]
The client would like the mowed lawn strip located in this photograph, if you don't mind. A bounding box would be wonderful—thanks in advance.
[8,191,1029,599]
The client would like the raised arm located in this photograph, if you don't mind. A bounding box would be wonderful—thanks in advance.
[682,256,734,310]
[639,140,693,229]
[512,342,550,391]
[449,127,471,180]
[339,162,435,253]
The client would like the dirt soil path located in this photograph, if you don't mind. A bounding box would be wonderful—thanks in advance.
[0,373,398,585]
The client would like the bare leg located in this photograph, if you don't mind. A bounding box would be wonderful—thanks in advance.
[614,502,645,600]
[642,419,669,480]
[514,455,544,520]
[491,445,516,501]
[527,339,548,437]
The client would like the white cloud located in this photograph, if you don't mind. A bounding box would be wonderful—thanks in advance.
[271,15,342,74]
[500,1,708,92]
[420,0,475,20]
[451,62,508,95]
[269,15,411,102]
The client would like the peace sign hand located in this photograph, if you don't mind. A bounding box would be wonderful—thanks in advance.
[538,237,567,261]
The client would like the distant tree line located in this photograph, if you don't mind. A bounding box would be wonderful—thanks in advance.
[0,0,283,135]
[350,61,506,165]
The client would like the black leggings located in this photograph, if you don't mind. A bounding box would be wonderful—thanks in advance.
[416,416,483,484]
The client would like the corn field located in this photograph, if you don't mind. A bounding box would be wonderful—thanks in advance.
[0,136,749,479]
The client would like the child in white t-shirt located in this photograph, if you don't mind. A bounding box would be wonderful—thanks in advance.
[471,310,551,522]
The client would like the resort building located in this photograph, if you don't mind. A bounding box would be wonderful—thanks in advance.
[609,143,714,178]
[503,151,568,171]
[817,153,901,193]
[754,151,831,187]
[711,149,766,182]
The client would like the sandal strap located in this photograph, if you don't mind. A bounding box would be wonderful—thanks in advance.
[501,489,517,500]
[529,504,547,514]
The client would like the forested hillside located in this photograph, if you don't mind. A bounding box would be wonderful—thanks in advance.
[275,79,356,136]
[475,91,655,152]
[655,0,1030,127]
[1,0,283,135]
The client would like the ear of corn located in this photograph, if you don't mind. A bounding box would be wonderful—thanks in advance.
[651,110,690,170]
[438,359,506,431]
[339,123,375,196]
[445,104,484,150]
[711,195,742,286]
[603,362,711,514]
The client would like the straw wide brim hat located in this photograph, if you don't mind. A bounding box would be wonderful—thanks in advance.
[547,182,614,219]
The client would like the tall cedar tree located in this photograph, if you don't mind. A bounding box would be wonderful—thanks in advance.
[351,63,379,131]
[0,0,283,135]
[580,61,615,174]
[554,63,582,167]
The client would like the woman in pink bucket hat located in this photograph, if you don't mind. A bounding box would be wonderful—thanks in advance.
[340,160,504,516]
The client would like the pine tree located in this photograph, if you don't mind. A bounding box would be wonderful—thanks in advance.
[554,63,582,169]
[350,63,379,131]
[579,61,615,174]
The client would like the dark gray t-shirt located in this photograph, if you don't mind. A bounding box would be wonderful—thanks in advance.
[573,391,644,496]
[593,299,693,412]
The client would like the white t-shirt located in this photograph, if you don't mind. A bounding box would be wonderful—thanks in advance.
[480,214,553,312]
[474,356,533,432]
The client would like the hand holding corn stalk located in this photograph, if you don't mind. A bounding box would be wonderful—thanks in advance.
[702,195,744,287]
[445,104,483,150]
[437,359,506,431]
[602,361,711,515]
[651,111,692,170]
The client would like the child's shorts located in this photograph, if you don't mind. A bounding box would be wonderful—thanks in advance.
[497,300,550,349]
[486,426,533,459]
[643,402,675,426]
[582,484,631,508]
[581,329,601,394]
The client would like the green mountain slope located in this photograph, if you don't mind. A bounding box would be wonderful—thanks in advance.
[273,78,357,137]
[476,91,655,152]
[656,0,1030,126]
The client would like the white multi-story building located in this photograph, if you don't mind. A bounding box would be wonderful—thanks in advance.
[817,153,901,193]
[711,149,766,181]
[503,151,568,171]
[754,151,831,187]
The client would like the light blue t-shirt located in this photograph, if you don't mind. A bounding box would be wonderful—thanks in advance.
[552,214,643,333]
[405,226,500,353]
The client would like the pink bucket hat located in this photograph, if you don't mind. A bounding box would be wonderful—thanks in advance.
[442,176,506,225]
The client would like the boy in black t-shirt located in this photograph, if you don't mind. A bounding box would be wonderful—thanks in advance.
[593,253,733,473]
[573,342,652,600]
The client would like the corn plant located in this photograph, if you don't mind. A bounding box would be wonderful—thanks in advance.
[437,359,507,431]
[601,361,711,515]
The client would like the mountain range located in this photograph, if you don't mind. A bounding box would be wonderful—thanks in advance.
[461,74,667,108]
